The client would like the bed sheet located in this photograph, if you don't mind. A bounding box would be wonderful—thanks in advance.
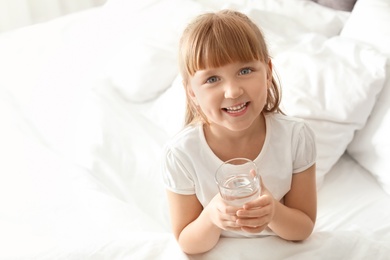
[1,0,390,259]
[198,153,390,259]
[91,82,390,260]
[2,81,390,259]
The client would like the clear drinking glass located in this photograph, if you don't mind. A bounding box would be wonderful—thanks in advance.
[215,158,261,207]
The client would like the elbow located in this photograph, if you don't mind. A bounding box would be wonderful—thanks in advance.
[290,231,313,242]
[178,237,218,255]
[284,221,315,242]
[176,230,220,255]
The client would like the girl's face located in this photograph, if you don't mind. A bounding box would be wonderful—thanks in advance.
[188,60,271,132]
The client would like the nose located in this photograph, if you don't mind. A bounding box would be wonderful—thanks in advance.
[224,79,243,99]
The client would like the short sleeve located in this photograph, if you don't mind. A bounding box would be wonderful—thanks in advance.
[292,122,317,173]
[161,145,196,195]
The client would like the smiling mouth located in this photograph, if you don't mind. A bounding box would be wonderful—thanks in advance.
[223,102,249,114]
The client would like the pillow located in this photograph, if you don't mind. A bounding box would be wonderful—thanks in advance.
[104,0,205,103]
[341,0,390,195]
[106,40,178,103]
[86,84,172,229]
[148,74,186,137]
[347,76,390,195]
[273,35,387,188]
[341,0,390,56]
[196,0,345,37]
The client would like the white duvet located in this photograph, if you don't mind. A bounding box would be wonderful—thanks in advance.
[1,0,390,259]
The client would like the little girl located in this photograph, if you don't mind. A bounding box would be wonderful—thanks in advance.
[161,10,317,255]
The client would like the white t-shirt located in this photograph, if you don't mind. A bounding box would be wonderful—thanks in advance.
[161,113,316,237]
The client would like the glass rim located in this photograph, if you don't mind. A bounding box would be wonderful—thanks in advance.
[215,157,258,189]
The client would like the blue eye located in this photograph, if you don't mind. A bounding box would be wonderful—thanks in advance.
[240,68,252,75]
[206,76,218,84]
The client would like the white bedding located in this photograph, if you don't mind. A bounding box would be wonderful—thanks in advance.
[1,0,389,259]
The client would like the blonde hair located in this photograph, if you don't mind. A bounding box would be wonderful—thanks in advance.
[179,10,283,125]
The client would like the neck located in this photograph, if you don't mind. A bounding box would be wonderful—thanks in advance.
[203,113,266,161]
[205,113,265,142]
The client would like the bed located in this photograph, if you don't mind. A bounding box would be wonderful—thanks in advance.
[1,0,389,259]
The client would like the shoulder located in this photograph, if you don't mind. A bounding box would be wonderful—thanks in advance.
[165,123,202,147]
[265,112,304,123]
[265,113,316,148]
[265,113,312,133]
[163,123,204,158]
[267,114,317,172]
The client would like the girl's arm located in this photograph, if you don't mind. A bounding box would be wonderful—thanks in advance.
[237,164,317,240]
[268,164,317,240]
[166,191,240,254]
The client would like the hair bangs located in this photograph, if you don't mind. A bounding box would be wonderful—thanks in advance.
[184,12,267,77]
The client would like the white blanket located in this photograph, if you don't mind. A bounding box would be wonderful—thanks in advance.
[1,0,389,259]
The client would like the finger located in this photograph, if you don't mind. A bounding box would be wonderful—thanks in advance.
[236,215,270,230]
[221,212,239,222]
[242,195,270,210]
[259,175,266,195]
[240,225,267,234]
[249,169,263,196]
[226,226,244,232]
[222,206,242,216]
[250,169,257,178]
[236,206,268,218]
[236,215,267,227]
[221,218,242,230]
[217,200,242,215]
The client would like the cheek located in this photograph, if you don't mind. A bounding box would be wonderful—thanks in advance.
[196,90,222,116]
[196,92,212,110]
[187,85,200,105]
[250,77,268,94]
[189,88,207,110]
[250,80,269,107]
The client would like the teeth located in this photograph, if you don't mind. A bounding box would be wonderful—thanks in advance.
[226,103,247,113]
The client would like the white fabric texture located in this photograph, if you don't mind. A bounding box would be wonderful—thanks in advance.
[1,0,390,258]
[0,0,106,32]
[148,74,187,137]
[196,0,346,37]
[273,35,387,187]
[104,0,206,102]
[107,39,178,102]
[341,0,390,57]
[341,0,390,196]
[162,114,316,206]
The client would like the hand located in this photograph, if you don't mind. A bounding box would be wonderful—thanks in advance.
[206,193,243,232]
[235,177,276,233]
